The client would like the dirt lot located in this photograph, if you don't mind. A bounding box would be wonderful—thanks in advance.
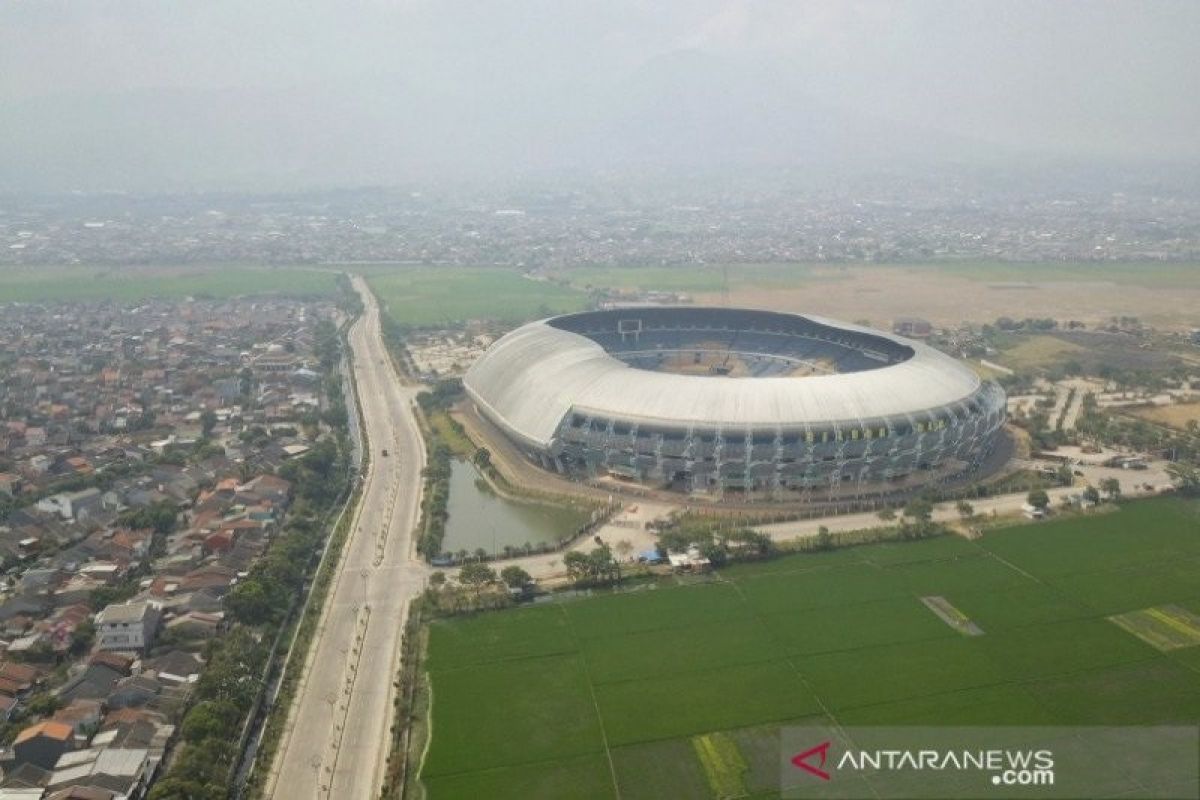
[704,266,1200,331]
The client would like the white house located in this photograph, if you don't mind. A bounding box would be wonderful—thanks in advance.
[95,602,160,653]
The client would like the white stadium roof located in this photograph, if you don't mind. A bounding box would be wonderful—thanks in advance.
[464,311,982,450]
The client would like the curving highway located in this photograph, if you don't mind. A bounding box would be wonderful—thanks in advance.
[266,274,428,799]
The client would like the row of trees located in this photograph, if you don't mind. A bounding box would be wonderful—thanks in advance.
[148,628,271,800]
[654,526,773,567]
[420,565,533,616]
[416,442,452,559]
[563,545,621,586]
[225,514,325,628]
[152,323,355,799]
[278,438,346,511]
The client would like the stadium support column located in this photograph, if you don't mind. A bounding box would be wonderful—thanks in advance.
[600,417,616,473]
[653,432,665,484]
[828,421,845,501]
[682,424,697,490]
[713,426,726,498]
[772,428,784,501]
[743,428,753,499]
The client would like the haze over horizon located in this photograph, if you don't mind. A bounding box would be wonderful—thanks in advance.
[3,1,1198,193]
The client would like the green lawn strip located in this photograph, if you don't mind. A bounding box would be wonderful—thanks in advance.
[1021,659,1200,725]
[952,583,1095,631]
[796,636,1011,712]
[978,618,1161,682]
[837,683,1056,726]
[610,738,712,800]
[733,562,911,614]
[561,263,836,294]
[1045,556,1200,617]
[364,267,587,325]
[594,660,823,747]
[0,264,338,302]
[715,546,867,578]
[579,617,784,685]
[761,595,956,656]
[561,581,752,640]
[425,604,576,670]
[887,552,1041,597]
[421,653,605,778]
[854,534,984,565]
[977,497,1200,578]
[423,752,615,800]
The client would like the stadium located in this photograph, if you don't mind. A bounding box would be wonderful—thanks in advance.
[463,307,1006,499]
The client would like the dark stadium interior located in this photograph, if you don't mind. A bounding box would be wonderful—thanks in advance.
[547,307,914,378]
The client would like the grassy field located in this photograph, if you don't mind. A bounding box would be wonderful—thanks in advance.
[0,264,339,302]
[1130,402,1200,431]
[993,334,1087,370]
[420,498,1200,799]
[559,264,840,294]
[563,261,1200,293]
[916,260,1200,290]
[360,266,587,326]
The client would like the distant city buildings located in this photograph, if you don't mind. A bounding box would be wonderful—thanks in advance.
[4,173,1199,268]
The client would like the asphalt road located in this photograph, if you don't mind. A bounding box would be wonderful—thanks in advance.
[267,275,428,799]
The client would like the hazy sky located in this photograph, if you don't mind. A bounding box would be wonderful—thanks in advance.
[2,1,1198,191]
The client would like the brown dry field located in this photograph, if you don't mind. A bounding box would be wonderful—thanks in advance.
[700,266,1200,331]
[1129,402,1200,430]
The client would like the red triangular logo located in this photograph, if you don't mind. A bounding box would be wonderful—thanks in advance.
[791,740,832,781]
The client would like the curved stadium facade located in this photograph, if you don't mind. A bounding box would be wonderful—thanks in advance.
[464,307,1006,498]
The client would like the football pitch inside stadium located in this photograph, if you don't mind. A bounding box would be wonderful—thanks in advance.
[418,498,1200,799]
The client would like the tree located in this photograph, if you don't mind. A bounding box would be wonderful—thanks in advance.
[181,700,240,743]
[26,693,61,717]
[1056,465,1075,487]
[955,500,975,520]
[119,500,178,535]
[903,497,933,523]
[1082,485,1101,505]
[1166,462,1200,496]
[472,447,491,470]
[69,620,95,657]
[814,526,834,552]
[614,539,634,561]
[1100,477,1122,500]
[200,409,218,438]
[563,551,589,583]
[1027,488,1050,511]
[877,508,897,522]
[458,562,495,589]
[500,566,532,590]
[563,547,620,586]
[429,571,446,588]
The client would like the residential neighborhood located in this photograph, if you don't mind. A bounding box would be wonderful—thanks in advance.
[0,295,351,798]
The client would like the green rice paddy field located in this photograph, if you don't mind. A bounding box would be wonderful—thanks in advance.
[420,497,1200,799]
[0,264,339,302]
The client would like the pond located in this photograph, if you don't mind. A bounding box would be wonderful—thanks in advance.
[440,459,593,557]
